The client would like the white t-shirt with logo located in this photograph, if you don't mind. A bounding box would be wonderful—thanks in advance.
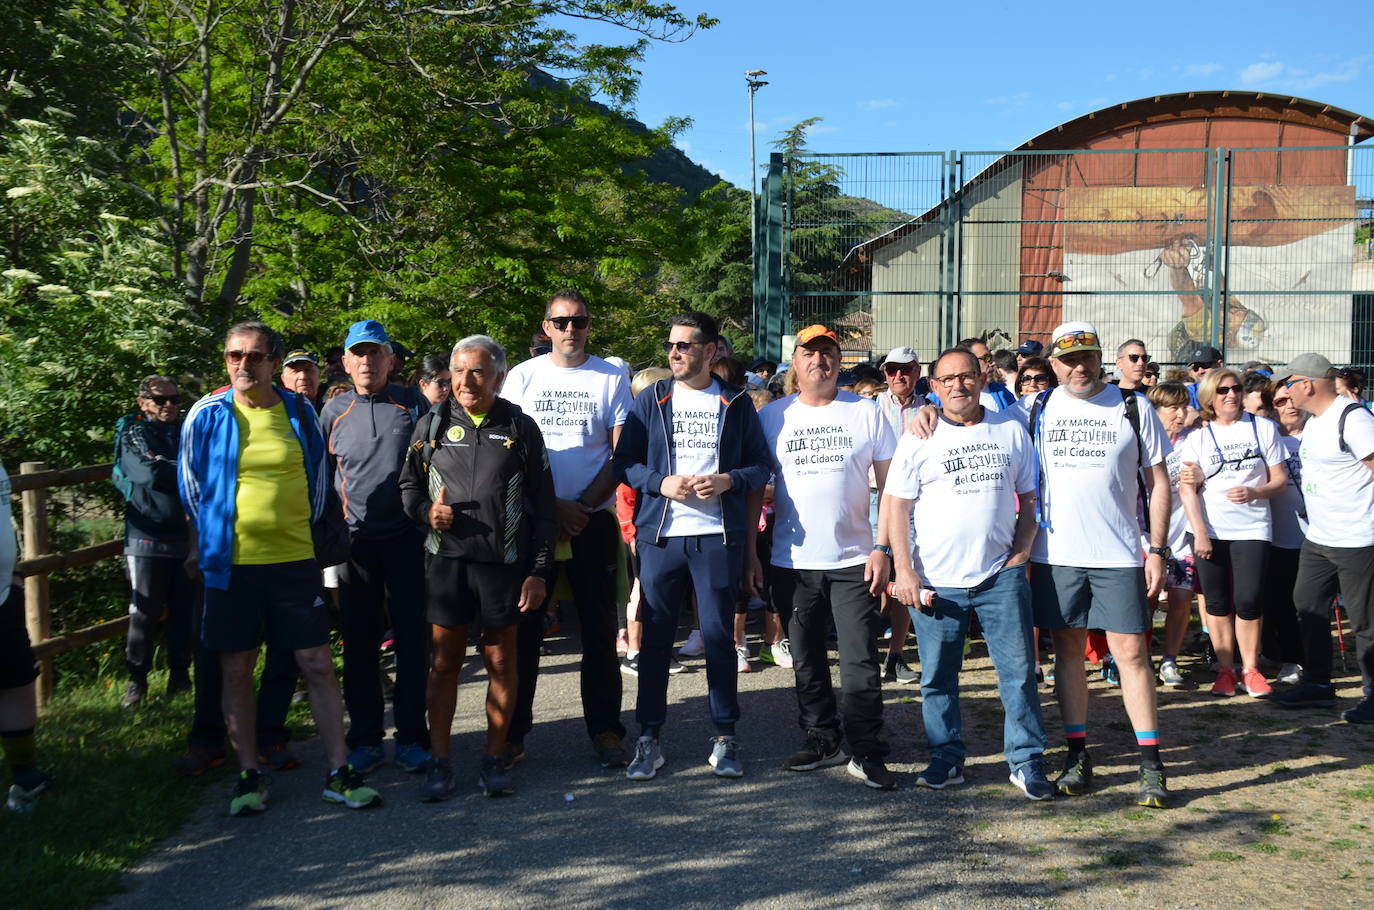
[662,380,724,537]
[1163,428,1196,557]
[1177,414,1284,542]
[1298,400,1374,548]
[1018,384,1171,568]
[886,409,1035,588]
[760,392,896,570]
[502,354,630,507]
[1271,434,1307,550]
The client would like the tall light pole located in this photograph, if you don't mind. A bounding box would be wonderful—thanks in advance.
[745,70,767,347]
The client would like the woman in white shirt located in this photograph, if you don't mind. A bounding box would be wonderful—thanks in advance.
[1147,382,1199,688]
[1179,369,1288,699]
[1261,380,1309,684]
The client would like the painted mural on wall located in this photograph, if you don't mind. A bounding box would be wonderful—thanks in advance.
[1059,185,1355,362]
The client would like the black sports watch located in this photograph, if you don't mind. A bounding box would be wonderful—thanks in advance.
[1148,546,1171,559]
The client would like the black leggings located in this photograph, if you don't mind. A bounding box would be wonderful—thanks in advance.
[1261,545,1302,663]
[1196,538,1270,621]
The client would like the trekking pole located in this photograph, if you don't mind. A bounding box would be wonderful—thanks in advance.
[1334,597,1349,674]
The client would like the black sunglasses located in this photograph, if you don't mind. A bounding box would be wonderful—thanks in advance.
[1214,384,1242,396]
[548,315,590,331]
[662,340,704,354]
[1123,353,1148,363]
[225,350,269,365]
[144,394,180,405]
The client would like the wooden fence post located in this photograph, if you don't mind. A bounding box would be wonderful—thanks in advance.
[20,462,53,706]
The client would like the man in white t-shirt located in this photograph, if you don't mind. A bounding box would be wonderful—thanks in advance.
[886,348,1051,800]
[1270,353,1374,723]
[501,289,633,768]
[613,311,771,781]
[1023,322,1173,809]
[760,324,898,790]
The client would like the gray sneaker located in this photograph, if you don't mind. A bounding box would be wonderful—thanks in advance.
[1158,657,1185,687]
[420,760,457,802]
[708,736,744,778]
[626,736,664,781]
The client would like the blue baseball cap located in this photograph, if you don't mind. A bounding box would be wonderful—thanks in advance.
[343,319,391,352]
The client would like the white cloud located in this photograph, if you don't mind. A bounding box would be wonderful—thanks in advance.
[1183,62,1223,77]
[985,91,1032,106]
[1286,58,1363,90]
[857,98,898,112]
[1056,101,1074,111]
[1240,61,1284,84]
[808,123,839,135]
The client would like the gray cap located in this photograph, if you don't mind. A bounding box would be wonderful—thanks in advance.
[1272,352,1334,383]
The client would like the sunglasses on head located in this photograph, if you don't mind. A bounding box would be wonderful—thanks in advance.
[662,340,704,354]
[1049,331,1099,356]
[548,315,589,331]
[225,350,269,365]
[143,394,180,406]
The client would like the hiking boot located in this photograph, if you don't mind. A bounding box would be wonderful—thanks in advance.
[229,769,268,816]
[1158,657,1185,688]
[478,754,515,797]
[708,736,744,778]
[1010,760,1055,801]
[1271,682,1338,708]
[346,744,385,775]
[323,766,382,809]
[594,732,628,768]
[1137,765,1170,809]
[1211,667,1237,697]
[626,736,664,781]
[784,732,848,772]
[394,743,432,774]
[1239,668,1272,699]
[173,745,227,778]
[121,679,147,708]
[257,743,301,772]
[884,653,918,685]
[420,759,457,802]
[5,769,53,814]
[847,756,896,790]
[1055,751,1093,797]
[915,757,965,789]
[1342,696,1374,724]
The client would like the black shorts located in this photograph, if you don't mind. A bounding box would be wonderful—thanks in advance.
[202,560,330,652]
[426,557,526,630]
[0,584,40,689]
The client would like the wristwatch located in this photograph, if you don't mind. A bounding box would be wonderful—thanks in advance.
[1148,546,1171,559]
[872,544,893,556]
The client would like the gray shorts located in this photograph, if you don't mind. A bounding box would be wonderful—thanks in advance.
[1029,563,1150,635]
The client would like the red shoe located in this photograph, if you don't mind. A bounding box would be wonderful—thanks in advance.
[1239,668,1273,699]
[173,746,227,777]
[1211,668,1237,697]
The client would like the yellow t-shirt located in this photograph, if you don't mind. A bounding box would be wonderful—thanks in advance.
[232,400,314,565]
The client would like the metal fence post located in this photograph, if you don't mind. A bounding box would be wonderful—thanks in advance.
[1208,148,1227,354]
[20,462,53,706]
[763,153,786,361]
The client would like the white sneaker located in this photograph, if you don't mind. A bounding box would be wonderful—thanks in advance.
[736,645,751,673]
[772,638,794,669]
[678,630,705,658]
[1158,658,1184,687]
[1277,663,1303,685]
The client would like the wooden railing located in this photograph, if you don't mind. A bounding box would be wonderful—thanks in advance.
[13,462,125,706]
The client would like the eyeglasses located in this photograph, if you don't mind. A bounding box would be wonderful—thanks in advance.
[225,350,269,365]
[1273,396,1292,407]
[662,340,704,354]
[1049,331,1099,356]
[1123,353,1148,363]
[1214,384,1242,396]
[143,395,180,406]
[933,371,980,386]
[429,378,452,389]
[883,364,915,375]
[548,315,590,331]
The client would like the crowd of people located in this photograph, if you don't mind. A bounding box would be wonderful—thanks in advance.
[3,290,1373,817]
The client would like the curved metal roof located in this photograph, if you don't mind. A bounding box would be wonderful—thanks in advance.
[1017,90,1373,149]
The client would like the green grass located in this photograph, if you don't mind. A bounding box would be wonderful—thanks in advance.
[0,673,235,910]
[1205,850,1244,863]
[1261,817,1289,836]
[1252,842,1280,854]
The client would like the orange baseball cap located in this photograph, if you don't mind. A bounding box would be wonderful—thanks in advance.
[796,324,839,347]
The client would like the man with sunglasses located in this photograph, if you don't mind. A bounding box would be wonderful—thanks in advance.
[1186,345,1224,408]
[503,289,633,768]
[116,376,194,707]
[179,321,379,815]
[320,320,431,776]
[1115,340,1151,392]
[613,311,770,781]
[874,346,929,685]
[1270,354,1374,723]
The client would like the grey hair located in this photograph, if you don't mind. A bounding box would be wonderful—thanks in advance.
[225,320,284,360]
[1116,338,1147,356]
[451,334,507,374]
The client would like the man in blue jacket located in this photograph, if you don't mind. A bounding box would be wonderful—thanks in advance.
[179,320,379,817]
[612,311,771,781]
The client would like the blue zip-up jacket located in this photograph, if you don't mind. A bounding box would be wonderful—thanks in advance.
[612,377,771,546]
[178,386,328,590]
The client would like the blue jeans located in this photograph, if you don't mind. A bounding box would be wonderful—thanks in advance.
[910,563,1047,771]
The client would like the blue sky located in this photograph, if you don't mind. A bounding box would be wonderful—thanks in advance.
[565,2,1374,189]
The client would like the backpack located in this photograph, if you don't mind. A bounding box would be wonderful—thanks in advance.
[1336,401,1371,454]
[110,413,142,502]
[1028,386,1150,531]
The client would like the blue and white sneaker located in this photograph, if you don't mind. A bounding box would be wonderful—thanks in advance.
[394,742,431,773]
[1010,759,1055,801]
[916,757,965,789]
[626,736,664,781]
[708,736,744,778]
[347,744,386,775]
